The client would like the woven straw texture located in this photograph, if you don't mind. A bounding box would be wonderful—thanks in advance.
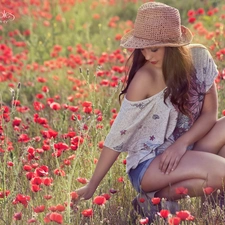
[120,2,193,49]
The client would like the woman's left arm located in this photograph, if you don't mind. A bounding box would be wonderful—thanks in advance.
[178,82,218,146]
[159,83,218,174]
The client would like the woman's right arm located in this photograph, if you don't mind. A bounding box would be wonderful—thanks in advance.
[75,146,120,200]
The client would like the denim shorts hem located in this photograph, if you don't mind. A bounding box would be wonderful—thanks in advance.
[128,158,154,193]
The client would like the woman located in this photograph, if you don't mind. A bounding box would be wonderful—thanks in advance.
[75,1,225,221]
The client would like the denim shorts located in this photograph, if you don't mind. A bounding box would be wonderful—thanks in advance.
[128,158,155,193]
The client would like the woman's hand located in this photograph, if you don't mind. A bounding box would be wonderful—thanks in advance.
[159,141,187,174]
[75,183,96,201]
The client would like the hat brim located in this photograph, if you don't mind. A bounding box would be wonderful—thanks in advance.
[120,25,193,49]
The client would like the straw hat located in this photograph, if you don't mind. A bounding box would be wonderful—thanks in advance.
[120,2,193,49]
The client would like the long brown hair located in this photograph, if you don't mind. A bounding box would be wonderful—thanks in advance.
[119,46,194,117]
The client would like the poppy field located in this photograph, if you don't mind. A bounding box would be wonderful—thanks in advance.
[0,0,225,224]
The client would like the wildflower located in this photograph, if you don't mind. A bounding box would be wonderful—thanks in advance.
[82,208,93,217]
[28,218,37,223]
[0,190,10,198]
[203,187,214,195]
[168,216,181,225]
[76,177,88,184]
[49,212,63,224]
[102,193,111,200]
[187,9,195,17]
[54,168,66,176]
[188,17,196,23]
[15,194,30,207]
[13,212,22,220]
[33,205,45,213]
[33,101,45,111]
[31,184,41,192]
[176,210,191,220]
[43,177,53,186]
[197,8,205,15]
[158,209,170,218]
[98,141,104,149]
[18,134,30,143]
[139,197,145,203]
[50,102,61,110]
[93,196,106,205]
[175,187,188,195]
[109,188,118,194]
[151,197,161,205]
[139,217,149,224]
[70,191,79,200]
[44,195,52,200]
[118,177,124,182]
[31,177,42,185]
[56,204,65,212]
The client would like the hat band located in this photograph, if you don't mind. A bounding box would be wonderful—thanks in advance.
[133,34,183,43]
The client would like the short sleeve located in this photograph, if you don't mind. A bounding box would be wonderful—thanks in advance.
[104,97,157,153]
[190,45,218,92]
[103,91,178,155]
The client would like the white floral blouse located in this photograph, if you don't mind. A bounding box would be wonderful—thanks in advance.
[104,44,218,173]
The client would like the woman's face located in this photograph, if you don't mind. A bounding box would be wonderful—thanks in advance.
[140,47,165,68]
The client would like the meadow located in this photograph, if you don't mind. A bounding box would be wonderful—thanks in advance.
[0,0,225,224]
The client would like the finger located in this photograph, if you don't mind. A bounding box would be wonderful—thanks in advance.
[171,157,180,172]
[165,159,176,174]
[161,158,171,174]
[159,153,167,171]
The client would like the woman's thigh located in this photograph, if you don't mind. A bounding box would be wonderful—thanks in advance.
[194,117,225,154]
[141,150,225,193]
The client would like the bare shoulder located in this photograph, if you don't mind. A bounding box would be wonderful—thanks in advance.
[126,66,155,101]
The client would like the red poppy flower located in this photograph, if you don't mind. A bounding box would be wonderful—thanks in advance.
[54,168,66,176]
[158,209,170,218]
[76,177,88,184]
[37,77,47,83]
[176,210,191,220]
[31,184,41,192]
[49,212,63,224]
[203,187,214,195]
[12,100,20,106]
[93,196,106,205]
[12,117,21,126]
[197,8,205,15]
[54,142,69,151]
[139,198,145,203]
[33,101,45,111]
[33,205,45,213]
[18,134,30,143]
[139,217,149,224]
[70,191,79,200]
[175,187,188,195]
[50,102,61,110]
[28,218,37,223]
[44,195,52,200]
[168,216,181,225]
[35,166,48,177]
[31,177,42,185]
[101,193,111,200]
[43,177,53,186]
[13,212,22,220]
[151,197,161,205]
[0,190,10,198]
[55,204,65,212]
[15,194,30,207]
[42,86,49,93]
[82,208,93,217]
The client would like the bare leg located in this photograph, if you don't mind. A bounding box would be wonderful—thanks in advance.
[141,151,225,200]
[194,117,225,155]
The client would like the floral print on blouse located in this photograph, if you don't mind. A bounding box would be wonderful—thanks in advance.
[104,44,218,173]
